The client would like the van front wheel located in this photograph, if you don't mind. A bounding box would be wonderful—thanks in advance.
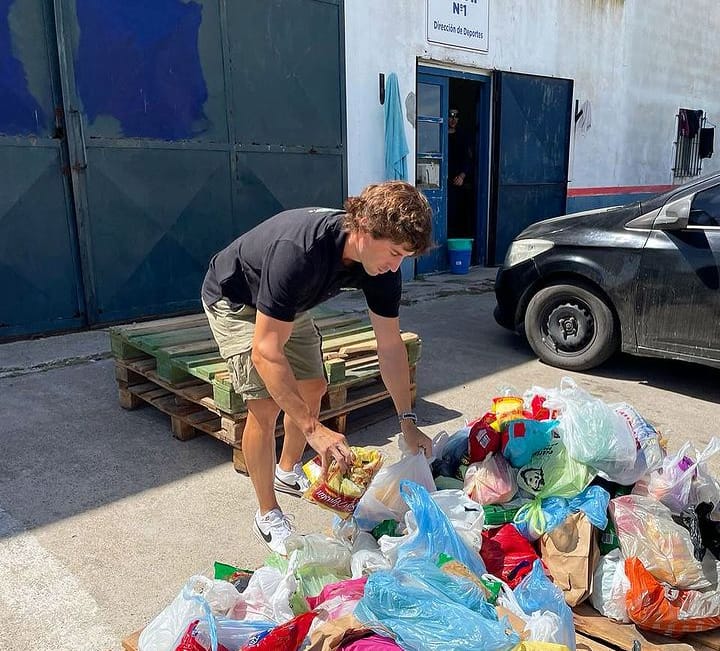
[524,283,618,371]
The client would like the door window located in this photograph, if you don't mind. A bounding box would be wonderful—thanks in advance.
[418,121,441,153]
[690,185,720,227]
[417,82,441,115]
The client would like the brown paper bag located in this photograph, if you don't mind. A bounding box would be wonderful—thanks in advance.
[306,614,373,651]
[539,511,599,606]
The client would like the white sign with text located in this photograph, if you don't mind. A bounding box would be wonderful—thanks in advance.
[426,0,489,52]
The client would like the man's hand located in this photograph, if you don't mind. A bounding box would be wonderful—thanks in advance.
[401,420,433,458]
[453,173,466,186]
[305,423,353,476]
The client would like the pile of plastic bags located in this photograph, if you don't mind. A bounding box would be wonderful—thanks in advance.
[139,377,720,649]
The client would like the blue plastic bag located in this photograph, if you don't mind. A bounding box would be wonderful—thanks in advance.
[513,560,576,651]
[431,427,469,479]
[515,485,610,541]
[397,556,496,619]
[195,619,275,650]
[355,565,520,651]
[502,419,558,468]
[396,480,487,578]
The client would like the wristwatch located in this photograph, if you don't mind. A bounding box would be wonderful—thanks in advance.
[398,411,418,424]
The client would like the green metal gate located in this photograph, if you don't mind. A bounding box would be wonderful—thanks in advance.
[0,0,346,338]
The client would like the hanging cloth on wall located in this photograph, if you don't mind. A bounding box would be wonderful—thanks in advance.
[688,109,703,138]
[678,108,703,139]
[384,72,409,181]
[699,127,714,159]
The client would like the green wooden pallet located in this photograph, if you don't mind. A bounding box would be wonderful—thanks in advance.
[109,309,421,415]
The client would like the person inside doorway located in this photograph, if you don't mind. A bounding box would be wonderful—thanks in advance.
[201,181,433,555]
[447,108,473,237]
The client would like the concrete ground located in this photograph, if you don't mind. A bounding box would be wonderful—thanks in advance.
[1,266,718,650]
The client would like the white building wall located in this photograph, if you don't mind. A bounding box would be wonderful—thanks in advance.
[345,0,720,195]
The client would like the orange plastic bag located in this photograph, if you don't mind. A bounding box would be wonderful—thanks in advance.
[624,557,720,636]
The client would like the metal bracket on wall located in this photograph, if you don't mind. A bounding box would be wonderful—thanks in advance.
[379,73,385,105]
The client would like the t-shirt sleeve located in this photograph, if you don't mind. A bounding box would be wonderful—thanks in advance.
[255,240,312,322]
[362,270,402,318]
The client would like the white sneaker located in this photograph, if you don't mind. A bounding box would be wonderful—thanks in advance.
[253,508,295,555]
[274,463,311,497]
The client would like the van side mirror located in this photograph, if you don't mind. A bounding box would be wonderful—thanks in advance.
[654,195,691,230]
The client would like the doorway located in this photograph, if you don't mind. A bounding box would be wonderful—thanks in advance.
[415,65,491,274]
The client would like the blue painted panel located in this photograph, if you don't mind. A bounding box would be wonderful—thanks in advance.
[416,73,448,275]
[227,0,343,148]
[496,184,568,264]
[75,0,209,140]
[236,151,344,231]
[0,0,47,135]
[492,71,573,264]
[0,143,84,337]
[566,193,655,213]
[82,147,233,321]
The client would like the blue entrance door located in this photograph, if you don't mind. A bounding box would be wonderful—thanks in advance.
[415,73,448,275]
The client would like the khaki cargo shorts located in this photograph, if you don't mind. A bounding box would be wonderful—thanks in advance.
[202,298,325,402]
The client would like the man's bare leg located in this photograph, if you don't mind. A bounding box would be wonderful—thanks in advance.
[278,377,327,471]
[244,397,281,515]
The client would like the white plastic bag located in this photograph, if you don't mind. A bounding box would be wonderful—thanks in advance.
[138,575,240,651]
[349,532,392,577]
[351,548,392,578]
[646,437,720,514]
[286,533,351,576]
[610,494,710,590]
[543,377,637,480]
[589,549,630,623]
[429,488,485,550]
[463,452,518,505]
[353,450,435,530]
[494,576,564,645]
[228,566,296,622]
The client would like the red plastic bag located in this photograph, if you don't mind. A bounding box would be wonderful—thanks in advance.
[174,620,231,651]
[468,413,502,463]
[529,393,551,420]
[480,524,541,588]
[241,611,317,650]
[625,557,720,636]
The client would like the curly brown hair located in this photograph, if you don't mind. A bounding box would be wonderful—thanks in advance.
[343,181,433,254]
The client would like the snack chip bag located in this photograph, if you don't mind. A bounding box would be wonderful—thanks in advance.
[303,447,384,518]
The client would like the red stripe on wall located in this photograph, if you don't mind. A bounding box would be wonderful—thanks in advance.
[567,185,674,197]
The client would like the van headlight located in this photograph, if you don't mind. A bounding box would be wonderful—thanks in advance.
[504,239,554,268]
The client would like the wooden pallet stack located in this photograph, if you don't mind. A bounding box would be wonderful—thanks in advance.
[110,309,421,472]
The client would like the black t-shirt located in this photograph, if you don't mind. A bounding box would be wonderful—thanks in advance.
[201,208,402,322]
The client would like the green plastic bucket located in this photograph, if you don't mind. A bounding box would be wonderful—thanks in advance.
[447,238,474,251]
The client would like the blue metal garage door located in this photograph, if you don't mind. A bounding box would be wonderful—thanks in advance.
[0,0,85,338]
[0,0,346,338]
